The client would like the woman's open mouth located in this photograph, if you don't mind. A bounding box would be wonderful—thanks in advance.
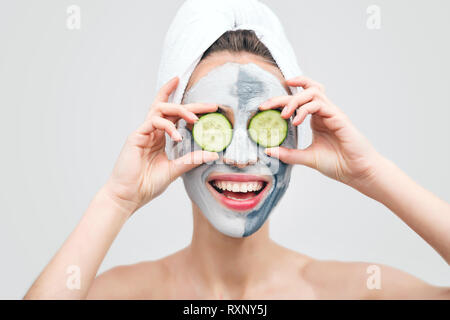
[206,173,271,212]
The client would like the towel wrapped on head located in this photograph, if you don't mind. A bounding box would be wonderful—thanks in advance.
[157,0,312,150]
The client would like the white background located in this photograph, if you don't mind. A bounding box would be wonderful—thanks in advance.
[0,0,449,299]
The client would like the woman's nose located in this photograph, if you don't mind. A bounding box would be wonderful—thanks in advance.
[223,128,258,168]
[222,157,257,168]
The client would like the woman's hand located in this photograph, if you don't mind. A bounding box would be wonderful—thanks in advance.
[103,77,219,215]
[262,76,382,190]
[262,75,450,264]
[24,77,219,299]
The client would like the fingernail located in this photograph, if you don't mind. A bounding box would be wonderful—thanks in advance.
[192,114,199,122]
[264,148,271,154]
[281,108,288,117]
[173,131,182,141]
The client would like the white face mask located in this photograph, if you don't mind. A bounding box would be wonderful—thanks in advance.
[169,62,297,238]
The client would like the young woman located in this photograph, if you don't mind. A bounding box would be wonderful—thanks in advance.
[25,5,449,300]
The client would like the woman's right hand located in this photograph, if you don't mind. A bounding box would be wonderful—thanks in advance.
[103,77,219,216]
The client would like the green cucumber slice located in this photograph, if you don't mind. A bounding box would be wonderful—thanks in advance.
[248,110,288,147]
[192,112,232,152]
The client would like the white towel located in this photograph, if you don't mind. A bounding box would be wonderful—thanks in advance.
[157,0,311,149]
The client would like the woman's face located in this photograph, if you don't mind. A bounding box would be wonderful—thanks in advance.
[169,53,297,238]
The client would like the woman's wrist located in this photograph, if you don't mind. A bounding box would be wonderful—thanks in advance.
[348,154,398,204]
[354,154,420,211]
[96,185,138,220]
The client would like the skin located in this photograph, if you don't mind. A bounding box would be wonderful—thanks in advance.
[24,51,450,300]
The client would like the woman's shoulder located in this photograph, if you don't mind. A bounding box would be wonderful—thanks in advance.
[299,257,445,299]
[87,249,185,299]
[274,245,436,299]
[86,245,447,299]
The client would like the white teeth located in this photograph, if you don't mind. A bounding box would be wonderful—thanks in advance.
[212,180,264,193]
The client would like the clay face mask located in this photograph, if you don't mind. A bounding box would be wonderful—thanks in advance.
[170,62,297,238]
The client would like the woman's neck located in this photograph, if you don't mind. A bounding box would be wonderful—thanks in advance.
[185,202,281,299]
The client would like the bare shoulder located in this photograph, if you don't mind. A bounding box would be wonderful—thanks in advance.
[301,259,450,299]
[87,249,185,299]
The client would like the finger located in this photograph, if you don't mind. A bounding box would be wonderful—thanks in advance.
[169,150,219,181]
[292,100,320,126]
[165,116,178,123]
[124,131,152,149]
[294,99,338,125]
[286,76,325,92]
[155,76,179,102]
[281,88,318,119]
[182,102,218,114]
[156,103,199,123]
[264,146,315,168]
[151,117,183,141]
[157,102,218,122]
[137,116,182,141]
[259,95,292,110]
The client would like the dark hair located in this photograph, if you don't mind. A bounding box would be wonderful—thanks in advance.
[200,30,278,67]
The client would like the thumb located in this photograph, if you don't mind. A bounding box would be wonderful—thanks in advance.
[264,146,316,168]
[169,150,219,181]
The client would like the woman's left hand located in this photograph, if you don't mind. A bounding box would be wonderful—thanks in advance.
[262,76,382,190]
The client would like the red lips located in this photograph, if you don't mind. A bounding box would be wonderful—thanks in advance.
[207,174,271,212]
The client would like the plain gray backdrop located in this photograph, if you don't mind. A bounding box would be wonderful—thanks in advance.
[0,0,449,299]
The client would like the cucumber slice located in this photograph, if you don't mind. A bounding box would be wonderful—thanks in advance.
[192,112,232,152]
[248,110,288,147]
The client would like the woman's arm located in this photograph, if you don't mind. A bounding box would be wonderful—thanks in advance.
[24,77,218,299]
[24,188,131,299]
[262,76,450,265]
[357,156,450,264]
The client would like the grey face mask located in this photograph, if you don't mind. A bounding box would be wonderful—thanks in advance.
[168,62,297,238]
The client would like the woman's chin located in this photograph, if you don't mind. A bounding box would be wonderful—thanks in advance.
[197,194,273,238]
